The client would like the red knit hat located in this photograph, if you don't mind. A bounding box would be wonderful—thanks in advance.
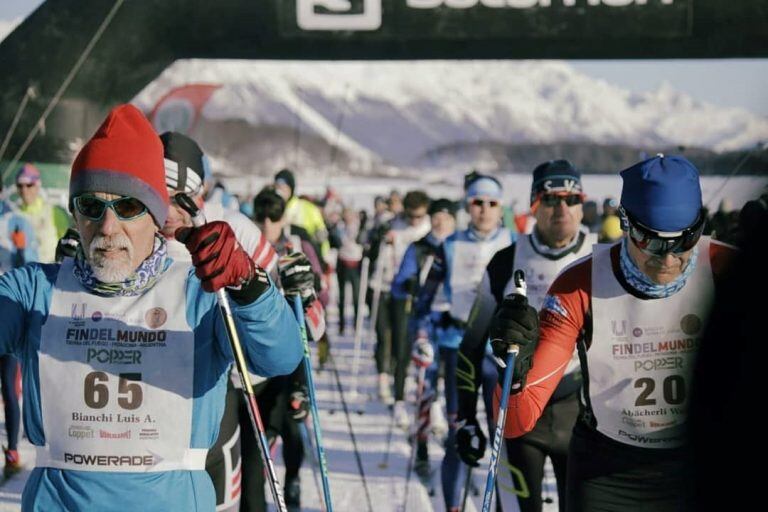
[70,104,169,227]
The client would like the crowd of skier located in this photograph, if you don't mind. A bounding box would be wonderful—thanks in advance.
[0,103,765,511]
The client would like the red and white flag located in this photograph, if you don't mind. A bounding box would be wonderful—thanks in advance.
[148,83,221,134]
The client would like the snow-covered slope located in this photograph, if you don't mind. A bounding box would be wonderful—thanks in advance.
[133,59,768,170]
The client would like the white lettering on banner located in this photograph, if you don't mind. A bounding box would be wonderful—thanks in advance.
[297,0,382,30]
[406,0,673,9]
[297,0,678,31]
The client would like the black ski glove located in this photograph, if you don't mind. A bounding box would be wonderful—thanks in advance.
[55,228,81,262]
[279,252,316,302]
[490,293,540,393]
[455,417,487,467]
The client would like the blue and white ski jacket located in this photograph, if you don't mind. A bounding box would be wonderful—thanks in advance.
[0,258,302,512]
[415,226,516,349]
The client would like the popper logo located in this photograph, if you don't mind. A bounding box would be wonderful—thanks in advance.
[297,0,382,31]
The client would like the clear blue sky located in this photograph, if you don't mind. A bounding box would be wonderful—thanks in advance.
[1,0,43,20]
[2,1,766,115]
[570,59,768,116]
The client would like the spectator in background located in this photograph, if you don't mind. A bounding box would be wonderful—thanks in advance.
[0,185,38,478]
[13,163,71,263]
[709,198,740,245]
[388,190,404,216]
[733,192,768,247]
[368,190,431,407]
[602,196,618,218]
[581,200,601,233]
[274,168,330,259]
[371,195,392,231]
[599,197,623,243]
[336,208,365,335]
[599,214,624,243]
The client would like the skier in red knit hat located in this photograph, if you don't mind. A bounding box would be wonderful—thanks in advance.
[0,104,302,511]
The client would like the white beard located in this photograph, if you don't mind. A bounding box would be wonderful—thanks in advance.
[88,234,135,283]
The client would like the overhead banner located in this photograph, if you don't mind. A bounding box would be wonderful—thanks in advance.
[281,0,691,38]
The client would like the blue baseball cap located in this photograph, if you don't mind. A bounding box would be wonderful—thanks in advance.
[620,154,702,232]
[530,159,582,204]
[465,175,503,201]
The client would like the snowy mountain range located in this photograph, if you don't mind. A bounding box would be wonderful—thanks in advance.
[133,59,768,176]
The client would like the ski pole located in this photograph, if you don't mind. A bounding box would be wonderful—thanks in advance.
[378,404,396,469]
[291,294,334,512]
[460,466,473,512]
[401,365,427,511]
[482,270,526,512]
[175,194,287,512]
[349,256,370,399]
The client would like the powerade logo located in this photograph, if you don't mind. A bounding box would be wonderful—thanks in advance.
[295,0,678,31]
[63,453,154,467]
[618,430,682,445]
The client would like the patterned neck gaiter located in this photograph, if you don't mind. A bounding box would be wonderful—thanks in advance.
[73,235,170,297]
[619,237,698,299]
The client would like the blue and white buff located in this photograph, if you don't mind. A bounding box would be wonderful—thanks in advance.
[619,237,698,299]
[74,235,170,297]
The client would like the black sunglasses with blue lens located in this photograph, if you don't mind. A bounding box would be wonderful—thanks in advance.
[73,195,148,221]
[621,206,705,257]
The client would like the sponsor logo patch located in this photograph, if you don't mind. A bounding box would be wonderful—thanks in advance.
[68,425,94,439]
[145,307,167,329]
[542,294,567,318]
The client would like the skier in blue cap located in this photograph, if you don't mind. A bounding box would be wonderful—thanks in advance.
[488,154,736,511]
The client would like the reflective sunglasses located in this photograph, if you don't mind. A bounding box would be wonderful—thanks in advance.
[539,194,583,207]
[469,198,500,208]
[621,206,705,256]
[73,195,148,221]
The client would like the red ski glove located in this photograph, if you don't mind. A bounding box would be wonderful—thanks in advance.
[176,221,257,293]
